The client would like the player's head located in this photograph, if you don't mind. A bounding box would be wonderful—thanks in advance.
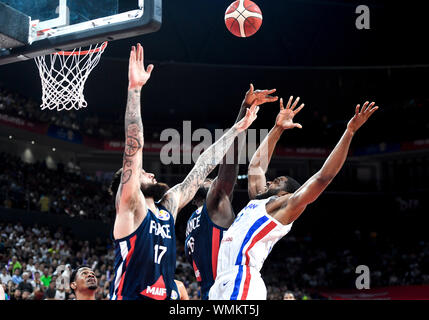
[109,168,169,202]
[192,178,213,207]
[255,176,301,200]
[70,266,98,299]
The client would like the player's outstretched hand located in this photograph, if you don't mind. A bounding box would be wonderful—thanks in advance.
[275,96,305,130]
[243,84,278,107]
[128,43,154,90]
[347,101,379,134]
[235,101,260,132]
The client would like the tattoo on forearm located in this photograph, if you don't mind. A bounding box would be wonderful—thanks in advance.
[121,169,132,184]
[121,89,143,186]
[179,126,239,204]
[125,126,142,157]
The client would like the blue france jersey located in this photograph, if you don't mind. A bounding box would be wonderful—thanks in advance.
[110,204,179,300]
[185,204,227,300]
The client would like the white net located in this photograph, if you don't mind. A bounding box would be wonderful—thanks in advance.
[34,42,107,111]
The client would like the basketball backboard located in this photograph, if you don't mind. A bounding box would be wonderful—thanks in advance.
[0,0,162,65]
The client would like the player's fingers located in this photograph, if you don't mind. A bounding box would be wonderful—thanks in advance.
[365,102,375,113]
[367,106,379,117]
[147,64,154,75]
[268,96,279,102]
[294,103,305,114]
[279,98,285,110]
[355,104,360,115]
[138,44,144,62]
[265,89,277,95]
[286,96,294,109]
[361,101,369,113]
[294,123,303,129]
[291,97,300,110]
[249,83,254,93]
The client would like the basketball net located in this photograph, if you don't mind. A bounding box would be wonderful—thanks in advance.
[34,42,108,111]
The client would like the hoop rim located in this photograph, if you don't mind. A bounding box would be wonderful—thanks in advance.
[54,41,108,56]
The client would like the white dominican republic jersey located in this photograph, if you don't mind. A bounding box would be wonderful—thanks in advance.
[208,197,293,300]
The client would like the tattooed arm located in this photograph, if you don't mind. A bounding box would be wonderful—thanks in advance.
[114,44,154,239]
[206,84,278,227]
[160,103,260,220]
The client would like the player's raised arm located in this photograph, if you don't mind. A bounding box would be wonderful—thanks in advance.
[272,102,379,225]
[116,44,154,211]
[248,96,304,199]
[206,84,278,222]
[160,103,261,219]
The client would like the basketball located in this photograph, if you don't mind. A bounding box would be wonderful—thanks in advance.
[224,0,263,38]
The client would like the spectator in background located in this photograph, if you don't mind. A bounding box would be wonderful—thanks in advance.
[17,272,33,294]
[55,285,66,300]
[44,281,57,300]
[26,258,36,274]
[283,291,296,300]
[31,271,43,291]
[39,194,50,213]
[21,289,32,300]
[9,256,22,273]
[3,197,12,209]
[33,288,45,300]
[11,268,23,285]
[11,288,22,301]
[40,268,52,288]
[0,266,12,285]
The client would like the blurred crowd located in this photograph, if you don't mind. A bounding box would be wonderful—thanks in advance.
[0,87,158,141]
[1,219,427,300]
[0,152,114,224]
[262,231,429,299]
[0,222,114,300]
[2,87,429,148]
[0,220,313,300]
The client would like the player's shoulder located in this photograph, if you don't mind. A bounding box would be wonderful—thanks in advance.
[153,203,174,222]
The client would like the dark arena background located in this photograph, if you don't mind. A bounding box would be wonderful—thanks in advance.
[0,0,428,302]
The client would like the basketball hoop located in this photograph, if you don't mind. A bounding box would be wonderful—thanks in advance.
[34,42,108,111]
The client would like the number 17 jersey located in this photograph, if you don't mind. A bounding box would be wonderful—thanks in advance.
[110,204,179,300]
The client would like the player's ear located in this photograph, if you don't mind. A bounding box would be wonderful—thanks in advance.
[70,282,77,290]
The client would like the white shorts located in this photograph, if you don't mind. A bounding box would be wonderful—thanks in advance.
[208,265,267,300]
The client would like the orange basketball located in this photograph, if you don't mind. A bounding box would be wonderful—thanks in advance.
[224,0,263,38]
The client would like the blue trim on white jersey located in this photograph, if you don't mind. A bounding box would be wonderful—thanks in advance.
[234,215,268,265]
[230,215,268,299]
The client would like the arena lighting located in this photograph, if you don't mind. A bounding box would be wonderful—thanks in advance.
[31,140,35,145]
[8,135,12,139]
[52,148,56,152]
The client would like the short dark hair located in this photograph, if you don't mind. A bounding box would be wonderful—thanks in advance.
[70,266,91,284]
[108,169,122,197]
[282,176,301,193]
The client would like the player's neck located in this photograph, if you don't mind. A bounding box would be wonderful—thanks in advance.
[145,197,157,213]
[76,290,96,300]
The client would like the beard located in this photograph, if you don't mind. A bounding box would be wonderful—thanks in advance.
[141,182,170,202]
[254,188,280,200]
[88,284,98,291]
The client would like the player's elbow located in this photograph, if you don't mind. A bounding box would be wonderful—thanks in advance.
[316,171,335,185]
